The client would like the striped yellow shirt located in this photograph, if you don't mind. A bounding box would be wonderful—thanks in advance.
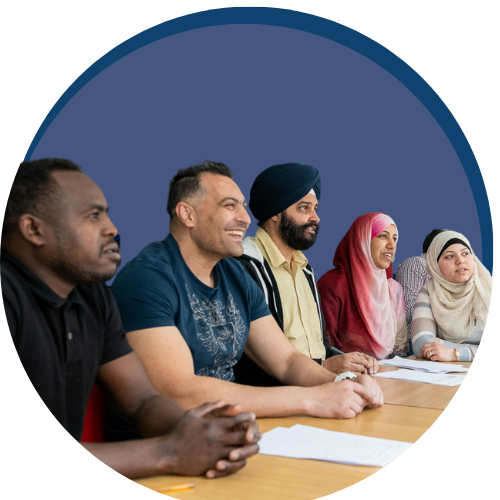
[253,228,326,360]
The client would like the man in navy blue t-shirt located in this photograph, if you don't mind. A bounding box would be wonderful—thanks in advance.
[112,233,269,382]
[112,161,384,419]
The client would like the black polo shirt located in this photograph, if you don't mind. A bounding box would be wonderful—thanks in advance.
[1,252,133,440]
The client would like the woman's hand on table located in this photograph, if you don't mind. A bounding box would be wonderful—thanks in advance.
[421,342,457,362]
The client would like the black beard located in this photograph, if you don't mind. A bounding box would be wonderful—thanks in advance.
[278,211,320,251]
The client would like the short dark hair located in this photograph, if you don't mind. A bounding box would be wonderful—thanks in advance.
[2,158,82,240]
[423,229,446,253]
[166,160,233,217]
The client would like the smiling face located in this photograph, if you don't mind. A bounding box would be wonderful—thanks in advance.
[45,170,121,286]
[278,193,320,251]
[190,172,251,260]
[438,243,475,283]
[370,224,397,269]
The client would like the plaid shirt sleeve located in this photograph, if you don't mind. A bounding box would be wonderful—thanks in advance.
[395,256,430,338]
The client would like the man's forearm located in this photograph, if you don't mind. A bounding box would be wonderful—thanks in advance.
[157,350,337,417]
[131,393,186,438]
[161,372,383,420]
[162,374,319,417]
[277,351,338,386]
[85,403,261,480]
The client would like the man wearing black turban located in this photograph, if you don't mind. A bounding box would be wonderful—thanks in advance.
[234,163,379,387]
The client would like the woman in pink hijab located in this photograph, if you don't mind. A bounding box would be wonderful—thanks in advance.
[318,212,408,359]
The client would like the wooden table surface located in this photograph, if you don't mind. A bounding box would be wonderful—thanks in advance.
[135,404,441,500]
[377,360,471,410]
[135,359,471,499]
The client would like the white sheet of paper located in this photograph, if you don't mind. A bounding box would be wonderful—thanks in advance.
[258,424,412,467]
[373,368,465,386]
[378,356,468,373]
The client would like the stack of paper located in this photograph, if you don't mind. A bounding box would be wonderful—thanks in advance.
[258,424,412,467]
[378,356,468,373]
[373,368,465,386]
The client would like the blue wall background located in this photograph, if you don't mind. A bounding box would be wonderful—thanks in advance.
[26,16,486,282]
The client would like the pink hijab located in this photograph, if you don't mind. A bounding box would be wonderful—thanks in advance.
[318,212,406,359]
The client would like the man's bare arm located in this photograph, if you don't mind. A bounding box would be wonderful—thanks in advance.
[244,316,383,409]
[96,351,184,436]
[243,316,337,386]
[127,316,383,418]
[126,324,312,416]
[81,353,259,479]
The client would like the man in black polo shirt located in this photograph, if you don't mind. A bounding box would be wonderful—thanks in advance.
[1,158,260,480]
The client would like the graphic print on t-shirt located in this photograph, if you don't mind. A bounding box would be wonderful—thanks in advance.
[185,285,247,380]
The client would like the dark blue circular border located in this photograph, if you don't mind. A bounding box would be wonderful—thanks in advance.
[25,7,492,272]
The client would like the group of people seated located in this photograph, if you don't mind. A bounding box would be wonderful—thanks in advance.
[2,159,491,481]
[319,215,491,364]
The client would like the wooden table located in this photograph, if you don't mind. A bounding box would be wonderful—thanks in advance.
[376,361,471,410]
[135,404,441,500]
[135,359,471,498]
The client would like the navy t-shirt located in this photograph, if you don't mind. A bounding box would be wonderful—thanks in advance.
[111,234,270,382]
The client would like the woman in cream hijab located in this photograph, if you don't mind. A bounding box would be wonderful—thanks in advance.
[411,230,492,361]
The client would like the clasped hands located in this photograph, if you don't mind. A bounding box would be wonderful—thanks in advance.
[165,401,260,478]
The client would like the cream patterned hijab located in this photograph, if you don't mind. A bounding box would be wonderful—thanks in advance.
[426,230,492,342]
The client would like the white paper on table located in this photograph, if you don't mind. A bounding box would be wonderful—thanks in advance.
[373,368,465,386]
[378,356,468,373]
[258,424,412,467]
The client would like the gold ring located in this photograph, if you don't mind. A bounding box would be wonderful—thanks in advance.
[429,350,433,357]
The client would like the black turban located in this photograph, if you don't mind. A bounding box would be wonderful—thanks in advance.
[249,163,321,222]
